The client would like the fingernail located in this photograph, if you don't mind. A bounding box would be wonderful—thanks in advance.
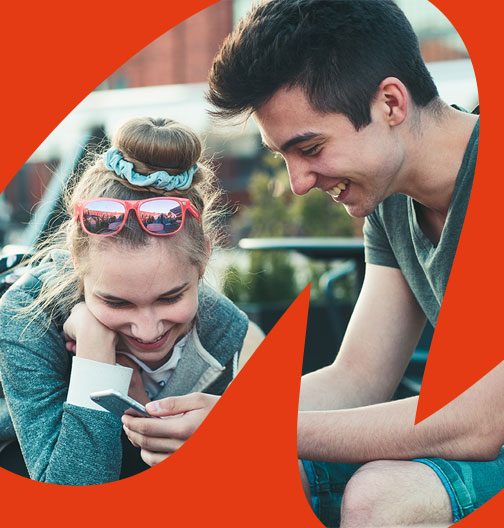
[146,401,160,413]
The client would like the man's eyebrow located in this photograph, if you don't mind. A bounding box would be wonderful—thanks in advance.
[262,132,320,154]
[96,283,189,301]
[280,132,320,153]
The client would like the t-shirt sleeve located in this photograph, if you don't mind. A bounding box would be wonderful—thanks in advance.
[363,210,399,268]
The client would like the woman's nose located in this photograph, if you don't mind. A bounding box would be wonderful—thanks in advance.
[129,310,164,341]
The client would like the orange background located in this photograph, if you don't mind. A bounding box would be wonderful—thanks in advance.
[0,0,502,525]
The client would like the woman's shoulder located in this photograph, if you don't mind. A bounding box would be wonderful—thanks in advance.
[1,259,55,310]
[0,249,72,330]
[196,283,249,343]
[197,283,248,323]
[0,268,44,312]
[0,253,68,368]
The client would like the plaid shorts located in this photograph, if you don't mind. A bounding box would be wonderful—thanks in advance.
[302,447,504,527]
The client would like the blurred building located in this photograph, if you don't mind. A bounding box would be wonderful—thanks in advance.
[3,0,477,240]
[101,0,471,90]
[101,1,233,88]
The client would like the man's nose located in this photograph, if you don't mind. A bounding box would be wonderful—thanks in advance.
[286,159,316,196]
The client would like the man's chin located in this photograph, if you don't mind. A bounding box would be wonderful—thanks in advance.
[342,203,376,218]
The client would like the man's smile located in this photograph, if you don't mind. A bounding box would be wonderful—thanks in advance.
[325,179,350,201]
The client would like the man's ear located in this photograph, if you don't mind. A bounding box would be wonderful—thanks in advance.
[373,77,409,127]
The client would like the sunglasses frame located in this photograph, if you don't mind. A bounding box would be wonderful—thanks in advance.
[74,197,201,237]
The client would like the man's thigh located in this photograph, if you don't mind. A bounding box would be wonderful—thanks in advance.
[414,446,504,522]
[301,449,504,527]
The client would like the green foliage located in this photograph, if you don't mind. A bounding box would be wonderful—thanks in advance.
[223,151,355,304]
[291,189,354,237]
[222,264,249,304]
[247,251,298,303]
[245,153,354,237]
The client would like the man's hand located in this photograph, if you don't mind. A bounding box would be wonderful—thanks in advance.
[122,392,219,466]
[63,302,117,364]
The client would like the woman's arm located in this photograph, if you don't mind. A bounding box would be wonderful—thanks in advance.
[238,321,265,371]
[0,288,129,484]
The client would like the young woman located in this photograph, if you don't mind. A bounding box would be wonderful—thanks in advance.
[0,117,263,485]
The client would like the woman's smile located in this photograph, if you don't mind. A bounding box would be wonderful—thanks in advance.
[83,239,200,368]
[122,328,172,351]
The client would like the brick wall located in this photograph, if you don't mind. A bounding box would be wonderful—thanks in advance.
[104,1,233,88]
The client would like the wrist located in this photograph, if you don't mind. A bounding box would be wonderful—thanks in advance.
[75,333,117,365]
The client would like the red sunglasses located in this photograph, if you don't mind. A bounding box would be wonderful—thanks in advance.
[74,197,201,237]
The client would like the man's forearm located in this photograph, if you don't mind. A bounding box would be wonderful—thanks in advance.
[299,361,398,411]
[299,362,503,462]
[300,365,377,411]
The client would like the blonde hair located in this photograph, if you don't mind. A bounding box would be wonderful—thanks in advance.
[23,117,224,325]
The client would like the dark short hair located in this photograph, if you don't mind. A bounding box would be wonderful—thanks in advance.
[208,0,439,129]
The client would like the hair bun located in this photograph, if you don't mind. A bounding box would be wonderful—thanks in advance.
[113,117,201,175]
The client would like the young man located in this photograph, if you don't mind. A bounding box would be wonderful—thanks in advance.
[205,1,503,526]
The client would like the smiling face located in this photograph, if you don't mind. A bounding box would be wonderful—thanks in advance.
[254,85,407,218]
[82,239,201,369]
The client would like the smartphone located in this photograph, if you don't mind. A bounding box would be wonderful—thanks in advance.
[90,389,151,418]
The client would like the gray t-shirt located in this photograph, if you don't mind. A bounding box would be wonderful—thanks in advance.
[363,119,479,326]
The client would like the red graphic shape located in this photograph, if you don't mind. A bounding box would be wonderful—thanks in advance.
[415,1,504,425]
[0,0,502,525]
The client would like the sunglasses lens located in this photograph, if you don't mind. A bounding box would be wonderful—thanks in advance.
[81,200,126,235]
[138,199,183,234]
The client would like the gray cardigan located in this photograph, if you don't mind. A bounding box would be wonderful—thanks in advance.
[0,255,249,484]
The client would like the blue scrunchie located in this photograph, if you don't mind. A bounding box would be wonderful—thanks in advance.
[104,147,198,191]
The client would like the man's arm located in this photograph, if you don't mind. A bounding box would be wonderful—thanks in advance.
[299,263,426,411]
[298,263,503,462]
[298,361,503,462]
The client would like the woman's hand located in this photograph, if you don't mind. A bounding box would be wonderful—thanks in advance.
[115,354,151,406]
[122,392,219,466]
[63,302,117,365]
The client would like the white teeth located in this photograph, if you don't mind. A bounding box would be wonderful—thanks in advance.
[326,180,349,199]
[327,187,342,198]
[135,333,165,344]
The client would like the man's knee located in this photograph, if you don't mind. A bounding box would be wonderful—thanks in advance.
[340,460,452,528]
[340,460,391,527]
